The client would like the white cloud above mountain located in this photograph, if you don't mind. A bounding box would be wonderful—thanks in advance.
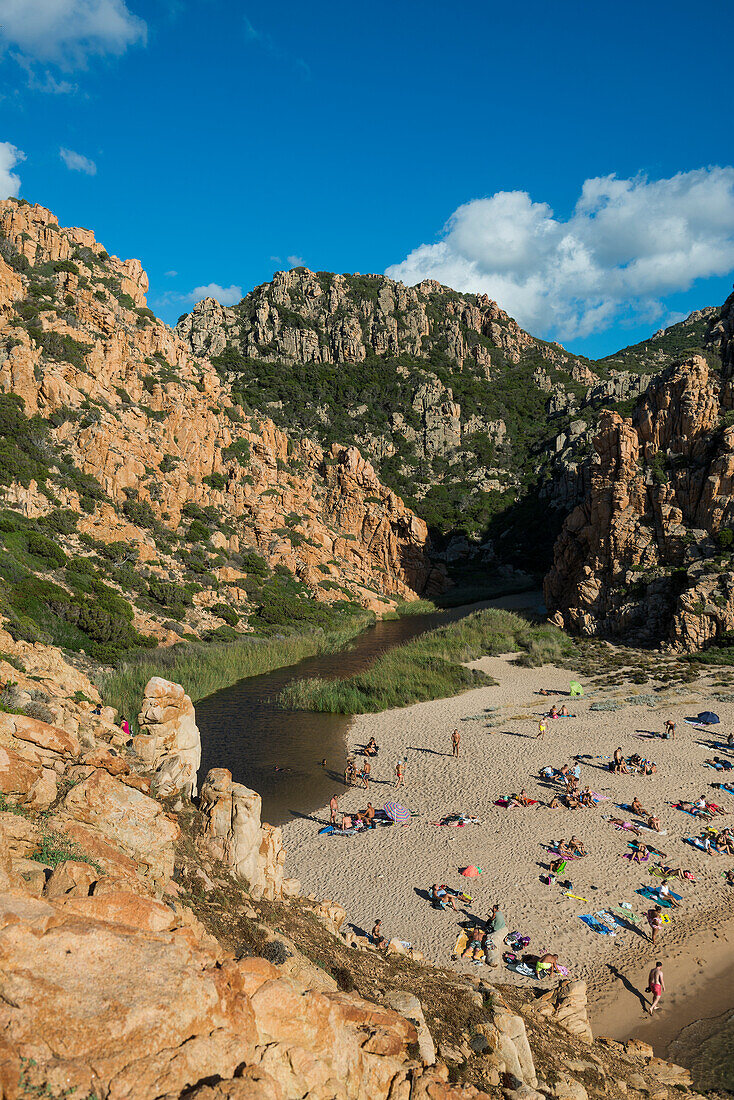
[386,167,734,340]
[0,141,24,198]
[0,0,146,69]
[186,283,242,306]
[60,147,97,175]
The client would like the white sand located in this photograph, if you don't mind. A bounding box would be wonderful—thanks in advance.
[282,654,734,1010]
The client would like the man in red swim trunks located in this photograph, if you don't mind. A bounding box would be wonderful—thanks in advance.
[647,961,665,1013]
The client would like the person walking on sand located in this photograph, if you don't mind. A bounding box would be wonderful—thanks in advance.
[646,961,665,1013]
[362,759,371,789]
[538,717,547,740]
[329,794,338,824]
[451,727,460,757]
[646,905,664,945]
[395,759,405,787]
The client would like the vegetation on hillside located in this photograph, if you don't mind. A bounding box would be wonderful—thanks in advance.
[279,607,575,712]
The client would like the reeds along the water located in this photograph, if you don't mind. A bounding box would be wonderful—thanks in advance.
[279,608,576,714]
[100,615,373,729]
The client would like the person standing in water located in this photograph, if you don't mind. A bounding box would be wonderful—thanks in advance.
[647,962,665,1013]
[451,728,460,757]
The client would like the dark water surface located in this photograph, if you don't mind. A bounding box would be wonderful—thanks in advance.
[197,602,495,826]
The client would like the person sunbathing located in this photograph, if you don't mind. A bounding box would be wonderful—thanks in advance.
[559,704,571,717]
[656,880,680,907]
[564,794,581,810]
[340,813,354,831]
[579,787,594,807]
[535,952,562,977]
[679,799,712,817]
[646,814,662,832]
[431,884,458,911]
[510,789,533,807]
[609,816,642,834]
[365,737,379,756]
[462,926,486,961]
[630,797,649,817]
[548,795,561,809]
[705,799,729,815]
[555,839,574,857]
[643,760,657,775]
[631,843,649,863]
[371,919,387,950]
[655,863,695,883]
[357,803,376,828]
[725,869,734,886]
[549,705,559,718]
[568,836,586,856]
[716,830,734,854]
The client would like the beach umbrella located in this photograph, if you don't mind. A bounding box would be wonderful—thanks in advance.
[383,801,410,824]
[698,711,720,725]
[460,865,482,877]
[569,681,584,696]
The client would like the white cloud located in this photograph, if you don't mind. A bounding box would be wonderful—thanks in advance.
[164,269,177,278]
[286,254,304,267]
[60,146,97,175]
[0,140,24,198]
[187,283,242,306]
[386,168,734,341]
[0,0,146,68]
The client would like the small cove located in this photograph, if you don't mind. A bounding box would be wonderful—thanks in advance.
[196,592,545,825]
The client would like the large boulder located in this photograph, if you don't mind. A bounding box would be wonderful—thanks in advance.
[56,769,179,886]
[198,769,286,900]
[134,677,201,797]
[0,887,487,1100]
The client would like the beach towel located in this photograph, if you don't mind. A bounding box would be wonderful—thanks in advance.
[639,825,668,835]
[460,865,482,877]
[452,929,469,958]
[508,962,537,977]
[622,851,649,862]
[579,914,615,935]
[611,906,640,924]
[684,837,708,850]
[636,888,674,907]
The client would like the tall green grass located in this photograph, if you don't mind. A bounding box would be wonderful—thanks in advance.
[100,613,374,727]
[279,608,575,713]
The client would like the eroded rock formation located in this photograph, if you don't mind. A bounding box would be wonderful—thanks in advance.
[135,676,201,797]
[546,308,734,648]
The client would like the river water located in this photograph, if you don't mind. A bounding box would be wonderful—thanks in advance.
[196,602,498,826]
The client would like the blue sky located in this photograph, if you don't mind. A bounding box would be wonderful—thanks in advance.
[1,0,733,357]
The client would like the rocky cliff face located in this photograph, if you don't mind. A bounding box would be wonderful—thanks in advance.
[545,297,734,649]
[176,270,722,572]
[0,199,441,664]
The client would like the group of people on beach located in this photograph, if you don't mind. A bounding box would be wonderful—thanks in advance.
[343,739,406,789]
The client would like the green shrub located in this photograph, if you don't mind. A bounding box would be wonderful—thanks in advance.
[212,602,239,626]
[203,472,226,491]
[223,439,251,466]
[26,531,66,568]
[186,519,211,542]
[122,497,157,529]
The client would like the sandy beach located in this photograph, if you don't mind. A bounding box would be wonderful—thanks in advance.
[282,643,734,1061]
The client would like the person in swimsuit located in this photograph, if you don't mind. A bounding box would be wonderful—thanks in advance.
[340,813,353,831]
[612,748,625,774]
[548,795,561,809]
[657,880,680,907]
[451,728,460,757]
[647,814,662,832]
[462,926,486,961]
[366,737,378,756]
[395,760,405,787]
[630,797,649,817]
[371,919,387,950]
[631,843,649,863]
[549,705,559,719]
[431,884,458,911]
[329,794,338,824]
[568,836,586,856]
[537,718,547,740]
[535,952,561,977]
[647,906,663,945]
[663,720,676,739]
[647,962,665,1012]
[559,705,570,717]
[357,802,376,828]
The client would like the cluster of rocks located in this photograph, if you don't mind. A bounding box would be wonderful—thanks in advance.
[546,310,734,649]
